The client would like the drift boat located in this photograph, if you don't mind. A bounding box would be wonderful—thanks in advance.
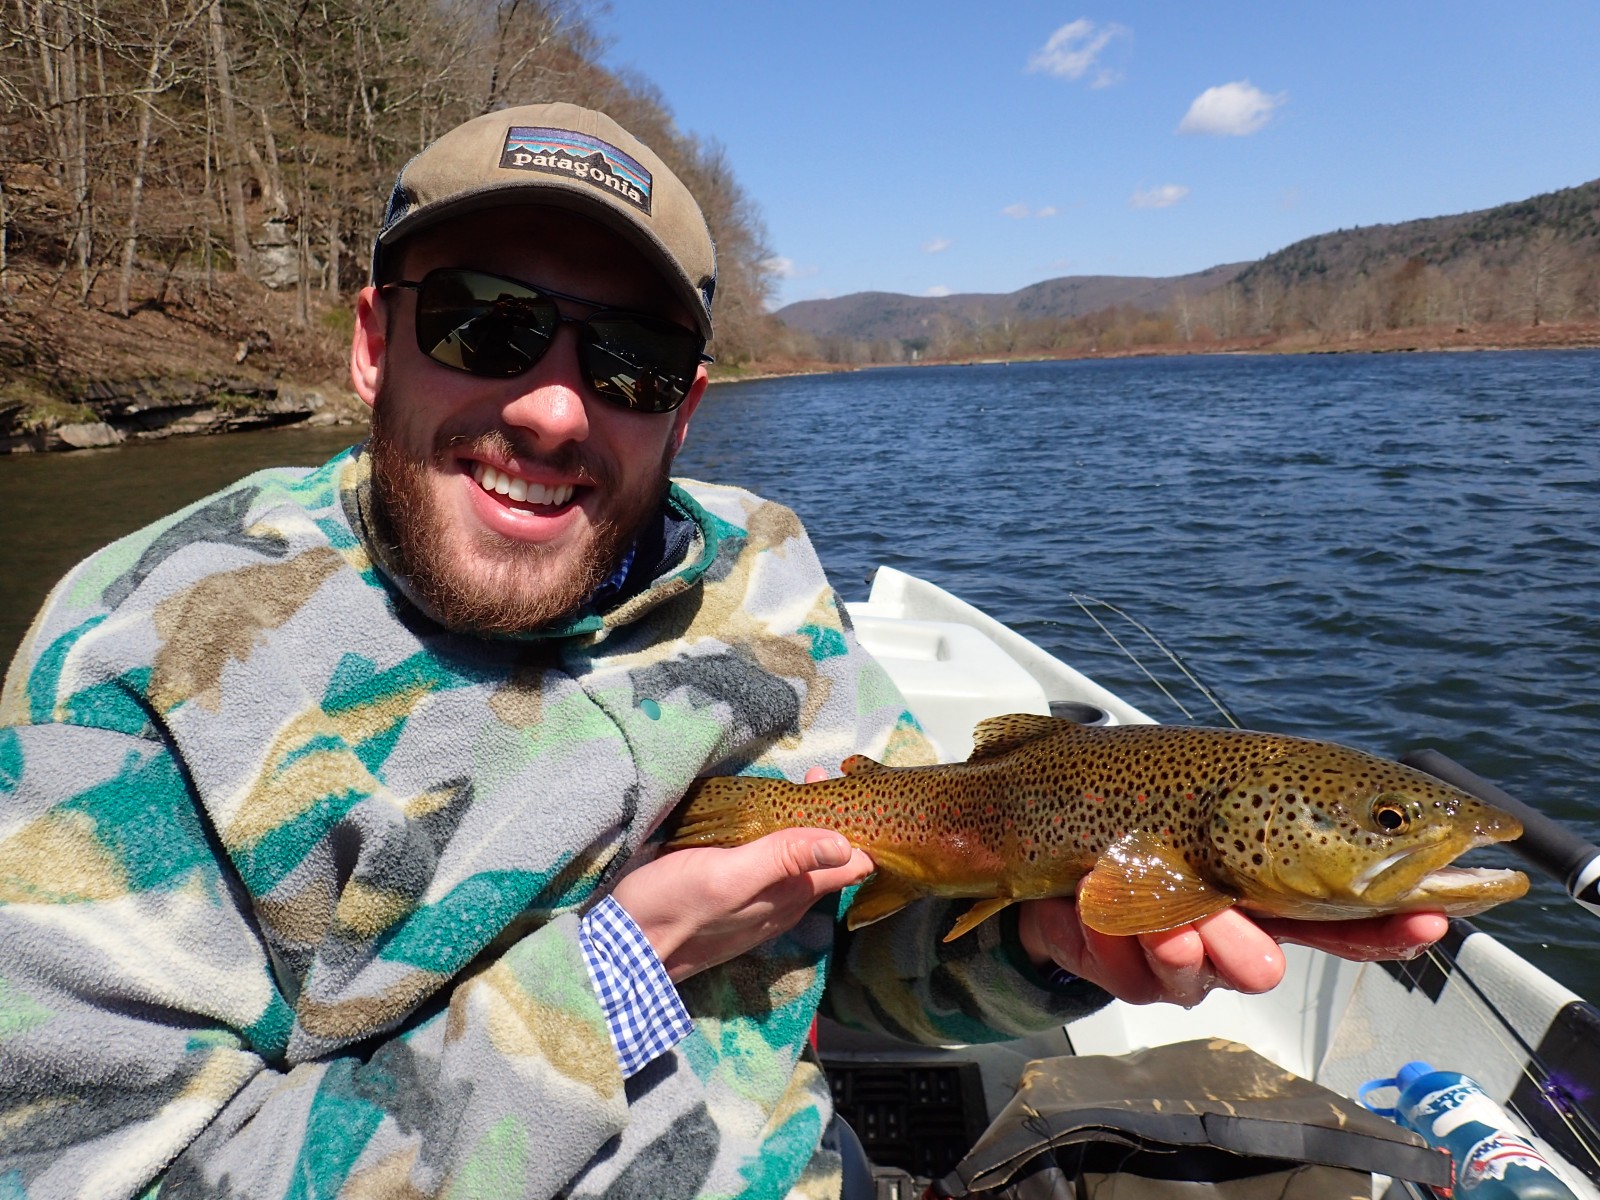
[821,567,1600,1200]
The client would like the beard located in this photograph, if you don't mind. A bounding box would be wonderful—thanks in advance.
[365,389,675,634]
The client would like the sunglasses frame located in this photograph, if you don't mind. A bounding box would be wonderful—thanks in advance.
[380,267,712,414]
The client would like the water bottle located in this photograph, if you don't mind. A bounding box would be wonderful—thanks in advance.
[1359,1061,1578,1199]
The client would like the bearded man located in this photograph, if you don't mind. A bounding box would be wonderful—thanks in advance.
[0,103,1442,1199]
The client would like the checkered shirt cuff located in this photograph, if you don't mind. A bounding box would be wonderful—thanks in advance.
[579,895,694,1078]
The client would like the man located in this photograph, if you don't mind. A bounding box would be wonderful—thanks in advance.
[0,103,1441,1198]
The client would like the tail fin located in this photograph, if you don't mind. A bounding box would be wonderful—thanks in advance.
[662,776,791,848]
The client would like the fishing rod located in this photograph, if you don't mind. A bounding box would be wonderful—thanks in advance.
[1401,748,1600,922]
[1065,593,1243,728]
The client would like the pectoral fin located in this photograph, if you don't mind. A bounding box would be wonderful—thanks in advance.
[1079,831,1235,935]
[845,872,924,930]
[942,896,1014,943]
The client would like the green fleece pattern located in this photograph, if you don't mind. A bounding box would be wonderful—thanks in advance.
[0,447,1104,1199]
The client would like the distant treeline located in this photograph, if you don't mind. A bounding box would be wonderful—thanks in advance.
[796,180,1600,365]
[0,0,780,362]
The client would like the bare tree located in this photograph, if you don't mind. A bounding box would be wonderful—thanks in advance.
[207,0,252,275]
[1517,229,1566,327]
[116,0,214,315]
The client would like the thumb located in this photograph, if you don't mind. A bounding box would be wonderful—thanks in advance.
[763,828,870,877]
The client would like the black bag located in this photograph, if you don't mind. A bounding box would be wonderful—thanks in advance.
[931,1039,1452,1200]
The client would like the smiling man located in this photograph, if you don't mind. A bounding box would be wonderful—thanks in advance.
[0,102,1442,1200]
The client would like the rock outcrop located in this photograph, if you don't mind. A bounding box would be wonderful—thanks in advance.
[0,377,363,454]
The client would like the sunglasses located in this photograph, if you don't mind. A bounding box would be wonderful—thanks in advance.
[381,267,709,414]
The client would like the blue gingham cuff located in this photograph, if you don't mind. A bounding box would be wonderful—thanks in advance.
[579,895,694,1078]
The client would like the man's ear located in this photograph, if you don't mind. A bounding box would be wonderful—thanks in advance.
[350,286,387,408]
[669,363,710,454]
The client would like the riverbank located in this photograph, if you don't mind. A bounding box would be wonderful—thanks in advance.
[709,316,1600,382]
[0,267,363,454]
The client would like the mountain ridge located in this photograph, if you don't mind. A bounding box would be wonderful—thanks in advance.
[773,263,1248,343]
[775,175,1600,344]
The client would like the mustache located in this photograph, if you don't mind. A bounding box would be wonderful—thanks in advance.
[438,426,612,489]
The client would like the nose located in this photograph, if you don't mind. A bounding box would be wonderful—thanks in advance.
[500,325,592,446]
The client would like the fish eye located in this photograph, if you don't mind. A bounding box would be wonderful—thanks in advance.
[1371,794,1416,834]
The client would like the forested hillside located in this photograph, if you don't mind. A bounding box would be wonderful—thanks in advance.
[0,0,780,440]
[781,178,1600,364]
[1208,178,1600,337]
[775,263,1247,346]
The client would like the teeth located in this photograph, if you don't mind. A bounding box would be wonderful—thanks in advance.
[471,462,575,507]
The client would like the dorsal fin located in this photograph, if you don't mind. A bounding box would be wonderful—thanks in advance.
[969,713,1068,761]
[840,754,889,776]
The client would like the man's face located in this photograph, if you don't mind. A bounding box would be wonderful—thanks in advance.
[350,206,707,633]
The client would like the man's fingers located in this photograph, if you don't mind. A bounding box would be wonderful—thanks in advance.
[762,828,874,886]
[1132,925,1214,1007]
[1081,925,1170,1006]
[1255,910,1447,961]
[1191,908,1286,994]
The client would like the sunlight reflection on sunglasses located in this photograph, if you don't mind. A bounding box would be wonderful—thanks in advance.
[384,267,709,413]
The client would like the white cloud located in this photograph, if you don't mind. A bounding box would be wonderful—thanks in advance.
[1177,80,1286,136]
[1027,19,1129,87]
[1130,184,1190,209]
[922,236,952,254]
[761,255,818,280]
[925,285,953,297]
[1003,203,1060,220]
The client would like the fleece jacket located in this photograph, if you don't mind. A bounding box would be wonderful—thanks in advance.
[0,446,1107,1199]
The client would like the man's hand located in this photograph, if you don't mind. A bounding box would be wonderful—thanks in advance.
[612,830,875,983]
[1019,881,1447,1008]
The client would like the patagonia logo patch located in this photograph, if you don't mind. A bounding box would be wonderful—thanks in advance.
[500,126,652,215]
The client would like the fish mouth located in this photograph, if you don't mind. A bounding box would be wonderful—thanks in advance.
[1391,865,1530,914]
[1353,848,1529,914]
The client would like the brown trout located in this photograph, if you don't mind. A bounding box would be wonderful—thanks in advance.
[664,715,1529,941]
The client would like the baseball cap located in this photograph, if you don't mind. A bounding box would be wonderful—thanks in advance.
[371,102,716,340]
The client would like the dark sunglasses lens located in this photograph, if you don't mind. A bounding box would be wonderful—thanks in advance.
[581,315,703,413]
[415,270,557,378]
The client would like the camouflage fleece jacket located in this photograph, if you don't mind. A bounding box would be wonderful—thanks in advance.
[0,447,1106,1199]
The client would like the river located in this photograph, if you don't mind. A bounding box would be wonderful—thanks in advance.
[2,349,1597,1001]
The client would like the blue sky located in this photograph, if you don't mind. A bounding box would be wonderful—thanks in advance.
[596,2,1600,310]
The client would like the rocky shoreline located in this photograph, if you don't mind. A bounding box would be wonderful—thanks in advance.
[0,376,367,455]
